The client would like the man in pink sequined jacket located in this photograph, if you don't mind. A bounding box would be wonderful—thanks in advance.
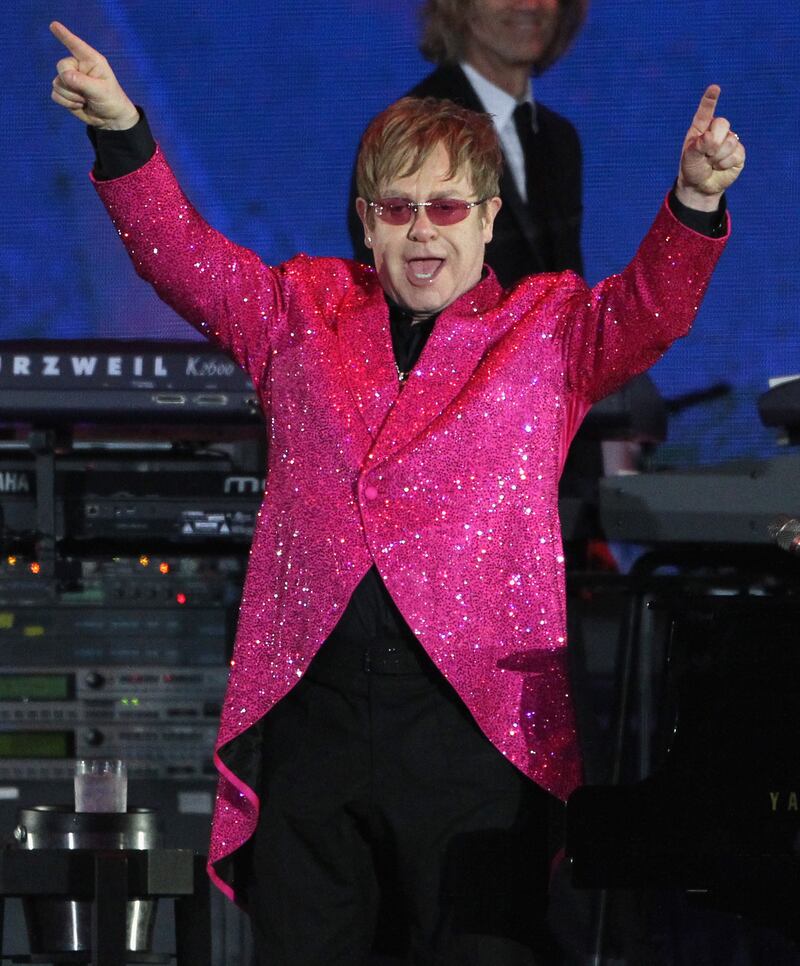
[50,21,744,966]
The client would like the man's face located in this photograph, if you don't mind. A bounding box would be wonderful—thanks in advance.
[357,143,501,319]
[466,0,560,75]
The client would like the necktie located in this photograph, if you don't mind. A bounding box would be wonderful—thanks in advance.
[512,101,544,214]
[512,100,553,260]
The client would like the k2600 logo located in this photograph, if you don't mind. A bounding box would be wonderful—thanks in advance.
[186,356,237,378]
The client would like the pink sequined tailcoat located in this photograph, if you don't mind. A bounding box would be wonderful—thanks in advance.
[93,149,728,900]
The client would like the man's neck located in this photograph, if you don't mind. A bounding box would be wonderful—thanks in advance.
[386,296,437,327]
[462,51,530,100]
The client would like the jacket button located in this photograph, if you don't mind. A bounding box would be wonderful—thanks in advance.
[364,485,379,501]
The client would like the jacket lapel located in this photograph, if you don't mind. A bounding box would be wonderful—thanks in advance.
[368,270,504,468]
[336,271,400,440]
[337,269,505,465]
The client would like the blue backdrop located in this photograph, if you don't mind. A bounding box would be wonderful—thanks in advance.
[3,2,799,465]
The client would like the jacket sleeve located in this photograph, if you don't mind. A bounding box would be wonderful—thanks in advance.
[557,197,729,406]
[542,196,729,452]
[92,146,285,389]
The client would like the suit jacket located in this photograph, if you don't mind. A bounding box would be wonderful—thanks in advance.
[94,148,727,902]
[348,64,584,285]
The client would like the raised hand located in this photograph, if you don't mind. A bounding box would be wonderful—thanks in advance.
[677,85,745,210]
[50,21,139,130]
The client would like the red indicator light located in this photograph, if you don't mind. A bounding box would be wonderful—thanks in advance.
[159,562,170,574]
[176,593,187,605]
[29,562,41,575]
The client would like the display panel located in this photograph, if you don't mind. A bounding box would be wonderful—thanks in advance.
[0,731,73,759]
[0,674,73,702]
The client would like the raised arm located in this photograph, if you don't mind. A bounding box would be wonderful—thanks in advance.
[48,23,291,386]
[556,86,745,413]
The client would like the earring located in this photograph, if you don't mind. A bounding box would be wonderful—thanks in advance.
[365,236,372,247]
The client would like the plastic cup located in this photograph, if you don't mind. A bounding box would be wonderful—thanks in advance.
[74,759,128,813]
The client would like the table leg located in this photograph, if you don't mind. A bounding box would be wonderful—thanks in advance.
[91,853,128,966]
[174,854,211,966]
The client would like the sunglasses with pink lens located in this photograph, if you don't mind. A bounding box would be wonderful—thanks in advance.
[368,197,489,226]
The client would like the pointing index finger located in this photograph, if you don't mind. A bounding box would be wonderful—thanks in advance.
[689,84,721,135]
[49,21,103,62]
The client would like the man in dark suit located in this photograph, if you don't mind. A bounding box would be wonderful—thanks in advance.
[349,0,589,285]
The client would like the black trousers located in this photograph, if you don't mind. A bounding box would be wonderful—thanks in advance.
[246,643,559,965]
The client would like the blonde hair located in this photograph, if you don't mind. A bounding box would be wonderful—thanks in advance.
[419,0,590,75]
[356,97,502,207]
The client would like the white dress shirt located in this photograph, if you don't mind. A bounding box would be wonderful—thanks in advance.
[460,62,537,203]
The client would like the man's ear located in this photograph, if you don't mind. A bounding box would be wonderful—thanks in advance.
[481,196,502,243]
[355,198,372,247]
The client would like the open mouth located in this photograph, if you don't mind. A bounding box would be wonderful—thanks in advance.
[405,258,445,285]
